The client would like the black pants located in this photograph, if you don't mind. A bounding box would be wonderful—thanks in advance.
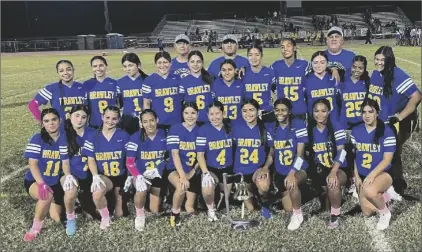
[207,43,213,52]
[365,37,372,44]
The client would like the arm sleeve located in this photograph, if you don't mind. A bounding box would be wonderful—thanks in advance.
[383,127,397,153]
[166,126,180,151]
[24,135,42,160]
[34,84,53,105]
[395,68,419,97]
[142,78,153,99]
[81,133,95,158]
[126,133,139,158]
[58,135,69,160]
[195,127,208,152]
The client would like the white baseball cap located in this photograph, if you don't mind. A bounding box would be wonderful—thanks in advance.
[222,34,238,44]
[327,26,343,37]
[174,34,190,44]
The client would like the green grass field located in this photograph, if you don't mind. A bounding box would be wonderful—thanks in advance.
[1,43,421,251]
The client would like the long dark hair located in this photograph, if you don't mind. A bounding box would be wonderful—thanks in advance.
[281,38,297,59]
[90,56,108,78]
[55,60,74,108]
[40,108,61,146]
[273,98,294,147]
[65,105,90,158]
[181,101,199,126]
[207,100,231,135]
[154,51,172,64]
[352,55,370,90]
[242,99,266,147]
[361,98,385,145]
[121,53,148,80]
[307,98,336,165]
[219,59,239,80]
[374,46,396,99]
[247,45,263,56]
[139,109,158,142]
[307,51,332,77]
[188,50,214,85]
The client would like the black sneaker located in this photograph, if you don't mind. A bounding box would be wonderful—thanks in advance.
[170,212,181,228]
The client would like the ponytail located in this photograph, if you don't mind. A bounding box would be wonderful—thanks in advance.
[373,118,385,146]
[200,68,214,85]
[222,118,232,136]
[65,118,80,158]
[139,69,149,80]
[41,127,54,146]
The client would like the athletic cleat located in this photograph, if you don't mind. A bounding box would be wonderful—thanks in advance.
[207,209,218,222]
[23,229,39,242]
[327,215,340,229]
[386,186,403,202]
[100,218,110,230]
[135,216,145,231]
[66,219,77,236]
[376,212,391,231]
[287,213,304,231]
[170,213,181,228]
[261,206,272,219]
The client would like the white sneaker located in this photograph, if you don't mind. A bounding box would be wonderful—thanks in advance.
[376,211,391,231]
[207,209,218,222]
[287,213,304,231]
[386,186,403,202]
[135,216,146,231]
[348,181,356,193]
[100,218,110,230]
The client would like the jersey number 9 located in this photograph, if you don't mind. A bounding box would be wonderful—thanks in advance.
[164,97,174,112]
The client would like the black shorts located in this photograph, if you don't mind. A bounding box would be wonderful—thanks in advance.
[261,110,276,123]
[208,166,234,184]
[121,115,140,135]
[312,164,346,187]
[107,174,127,189]
[188,173,202,194]
[78,177,92,195]
[24,179,64,206]
[150,177,165,189]
[273,171,288,193]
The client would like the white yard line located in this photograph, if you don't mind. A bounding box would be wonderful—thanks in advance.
[1,165,28,183]
[395,57,421,67]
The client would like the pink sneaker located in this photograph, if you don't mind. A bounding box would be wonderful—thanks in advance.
[23,229,39,242]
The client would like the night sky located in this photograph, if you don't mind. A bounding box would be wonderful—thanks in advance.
[1,1,420,39]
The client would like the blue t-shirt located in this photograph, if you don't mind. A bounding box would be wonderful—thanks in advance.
[180,74,213,123]
[167,123,199,174]
[170,57,190,78]
[338,76,367,126]
[207,55,250,79]
[212,78,244,124]
[116,75,144,118]
[69,127,96,180]
[243,66,276,112]
[311,124,347,168]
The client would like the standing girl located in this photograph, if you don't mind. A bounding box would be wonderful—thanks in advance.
[23,108,71,241]
[212,59,244,124]
[180,50,214,125]
[28,60,86,125]
[243,46,277,122]
[84,56,118,129]
[82,106,130,230]
[126,109,167,231]
[117,53,149,135]
[167,102,201,227]
[143,52,182,131]
[271,38,308,119]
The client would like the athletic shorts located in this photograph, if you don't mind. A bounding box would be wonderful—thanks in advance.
[78,177,92,195]
[107,174,127,189]
[150,177,165,189]
[312,164,346,187]
[207,166,234,184]
[169,171,201,194]
[24,179,64,206]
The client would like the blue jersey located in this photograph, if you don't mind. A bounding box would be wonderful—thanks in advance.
[267,120,308,175]
[326,49,356,74]
[116,75,144,118]
[370,67,419,121]
[84,77,118,128]
[180,74,213,123]
[311,124,347,168]
[304,73,339,120]
[34,81,87,121]
[207,55,250,78]
[142,73,182,126]
[338,76,367,126]
[243,66,276,112]
[351,124,396,176]
[233,121,272,175]
[170,58,190,78]
[212,78,244,124]
[69,127,96,180]
[271,59,308,115]
[167,123,199,174]
[126,129,167,176]
[196,123,234,168]
[82,128,130,177]
[24,133,69,186]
